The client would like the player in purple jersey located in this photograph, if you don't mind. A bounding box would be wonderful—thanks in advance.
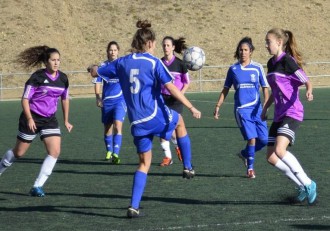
[0,46,73,197]
[88,20,201,218]
[261,28,317,204]
[92,41,126,163]
[159,36,190,166]
[214,37,269,179]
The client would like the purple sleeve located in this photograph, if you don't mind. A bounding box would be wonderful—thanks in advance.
[22,85,36,99]
[61,88,69,100]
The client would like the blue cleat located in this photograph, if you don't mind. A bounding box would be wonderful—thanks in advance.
[305,181,317,204]
[30,187,45,197]
[296,186,307,202]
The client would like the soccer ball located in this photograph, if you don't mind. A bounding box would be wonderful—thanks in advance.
[182,46,206,71]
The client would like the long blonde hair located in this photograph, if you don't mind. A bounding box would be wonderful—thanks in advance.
[267,28,303,68]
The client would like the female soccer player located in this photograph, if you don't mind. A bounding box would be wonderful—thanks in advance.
[261,28,317,204]
[0,46,73,197]
[159,36,190,166]
[88,19,201,218]
[214,37,269,178]
[93,41,126,163]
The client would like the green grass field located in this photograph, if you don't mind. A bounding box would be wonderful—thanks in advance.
[0,89,329,231]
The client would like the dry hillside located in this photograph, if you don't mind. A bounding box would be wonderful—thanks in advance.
[0,0,329,96]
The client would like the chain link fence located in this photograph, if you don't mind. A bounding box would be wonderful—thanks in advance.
[1,62,330,100]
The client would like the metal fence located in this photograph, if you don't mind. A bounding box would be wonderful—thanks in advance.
[1,61,330,101]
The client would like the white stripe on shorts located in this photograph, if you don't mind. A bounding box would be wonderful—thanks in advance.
[18,131,37,141]
[40,128,61,136]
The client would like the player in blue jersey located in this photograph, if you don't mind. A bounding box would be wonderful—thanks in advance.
[261,28,317,204]
[159,36,190,166]
[0,46,73,197]
[93,41,126,163]
[88,20,201,218]
[214,37,269,179]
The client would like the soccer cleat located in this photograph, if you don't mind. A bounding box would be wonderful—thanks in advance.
[105,151,112,161]
[127,206,140,218]
[237,151,247,167]
[305,181,317,204]
[159,157,173,166]
[30,187,45,197]
[111,153,120,164]
[183,168,195,179]
[247,169,256,179]
[175,147,183,162]
[296,186,307,202]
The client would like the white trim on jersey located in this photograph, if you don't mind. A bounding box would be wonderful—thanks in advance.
[131,100,158,126]
[103,90,123,100]
[251,61,269,87]
[133,53,156,69]
[23,85,32,99]
[237,92,259,109]
[294,69,308,83]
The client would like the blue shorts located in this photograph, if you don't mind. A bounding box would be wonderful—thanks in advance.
[102,100,127,124]
[235,109,268,141]
[133,109,179,153]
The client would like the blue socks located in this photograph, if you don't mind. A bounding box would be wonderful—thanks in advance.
[113,134,122,155]
[177,134,192,170]
[104,135,113,153]
[131,171,147,209]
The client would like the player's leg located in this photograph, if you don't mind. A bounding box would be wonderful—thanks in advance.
[103,106,114,160]
[0,113,35,175]
[127,135,153,218]
[159,137,173,166]
[0,139,31,175]
[111,102,126,164]
[30,134,61,197]
[175,115,194,178]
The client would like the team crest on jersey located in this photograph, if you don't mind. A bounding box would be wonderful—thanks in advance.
[250,74,256,82]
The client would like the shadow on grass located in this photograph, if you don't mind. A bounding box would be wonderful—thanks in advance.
[0,204,127,218]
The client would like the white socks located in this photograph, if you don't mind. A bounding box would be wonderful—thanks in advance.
[33,155,57,188]
[0,149,16,174]
[280,151,312,186]
[275,159,303,187]
[161,140,172,159]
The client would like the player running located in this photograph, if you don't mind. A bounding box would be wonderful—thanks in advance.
[262,28,317,204]
[214,37,269,178]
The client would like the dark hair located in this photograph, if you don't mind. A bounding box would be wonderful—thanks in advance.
[106,41,120,60]
[131,20,156,53]
[16,45,60,70]
[162,36,188,54]
[234,37,255,59]
[267,28,303,68]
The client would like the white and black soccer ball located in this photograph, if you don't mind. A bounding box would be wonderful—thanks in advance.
[183,46,206,71]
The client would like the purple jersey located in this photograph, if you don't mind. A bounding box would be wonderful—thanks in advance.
[160,56,189,95]
[23,69,69,117]
[266,53,308,122]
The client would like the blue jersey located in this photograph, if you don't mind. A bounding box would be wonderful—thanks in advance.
[97,53,174,136]
[94,60,124,105]
[224,61,268,111]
